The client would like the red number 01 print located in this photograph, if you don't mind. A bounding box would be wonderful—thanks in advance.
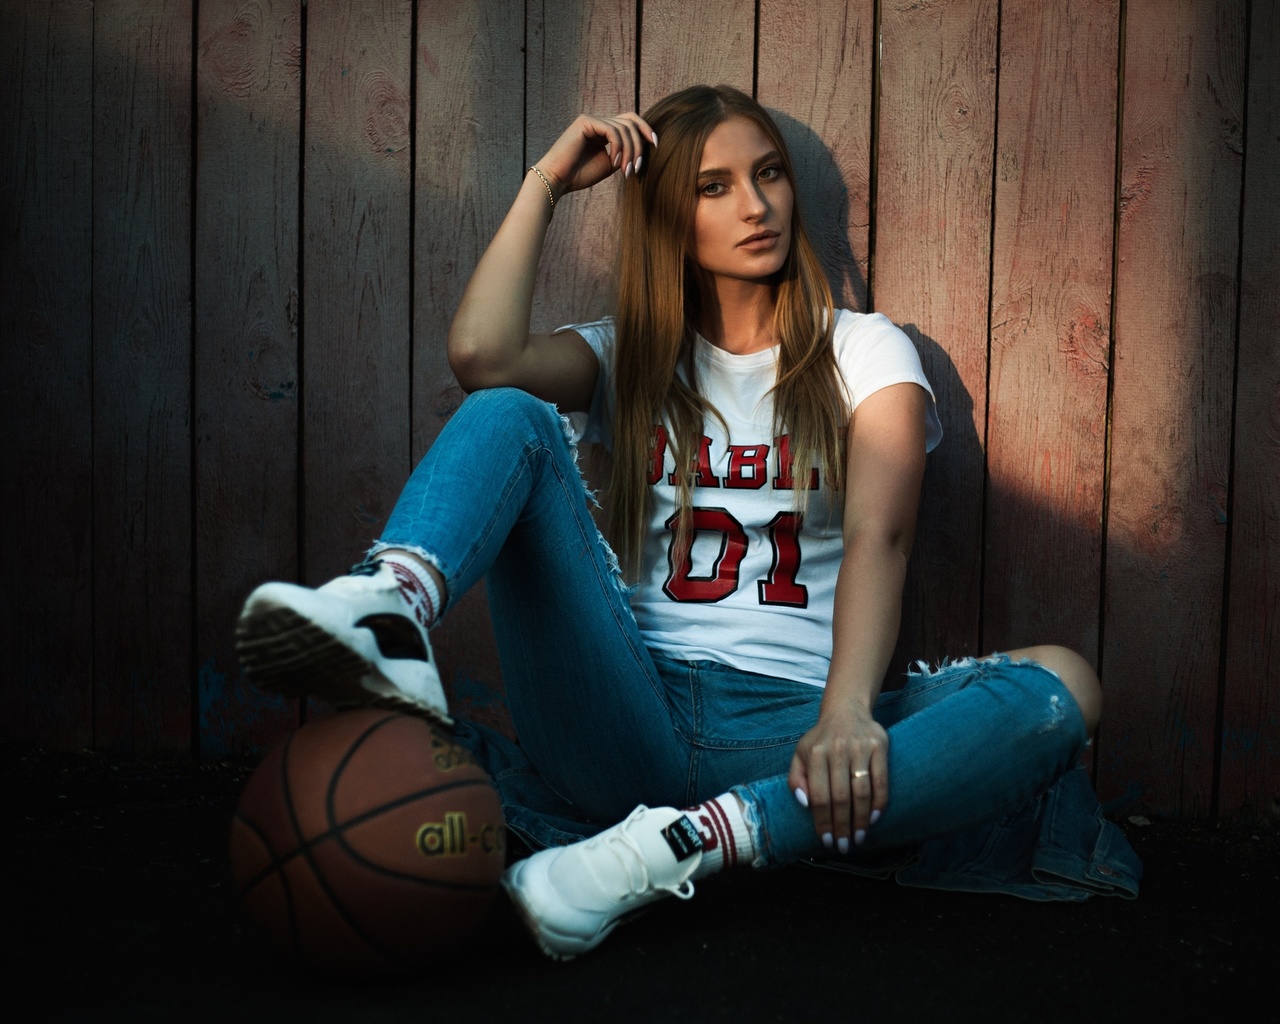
[662,508,807,606]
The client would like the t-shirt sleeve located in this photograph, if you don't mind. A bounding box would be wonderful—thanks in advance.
[554,317,616,448]
[834,311,944,452]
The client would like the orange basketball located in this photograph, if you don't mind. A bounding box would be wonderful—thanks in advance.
[229,709,506,978]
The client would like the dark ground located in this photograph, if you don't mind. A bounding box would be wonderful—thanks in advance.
[5,743,1277,1024]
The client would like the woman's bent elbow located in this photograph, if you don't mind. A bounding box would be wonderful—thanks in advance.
[448,332,504,393]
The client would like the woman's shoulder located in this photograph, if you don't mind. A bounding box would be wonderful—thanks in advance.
[831,308,903,345]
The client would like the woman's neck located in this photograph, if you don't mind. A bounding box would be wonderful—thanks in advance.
[698,278,778,355]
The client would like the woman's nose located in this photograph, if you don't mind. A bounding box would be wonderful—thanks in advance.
[740,182,767,219]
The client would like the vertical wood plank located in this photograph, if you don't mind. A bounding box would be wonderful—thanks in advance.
[528,0,636,330]
[874,0,998,668]
[1102,0,1245,815]
[195,0,302,757]
[0,0,94,747]
[523,0,638,728]
[1219,0,1278,819]
[412,0,524,732]
[984,0,1119,664]
[639,0,754,108]
[93,0,194,753]
[757,0,874,314]
[303,1,413,589]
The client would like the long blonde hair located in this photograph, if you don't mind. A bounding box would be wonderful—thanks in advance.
[610,85,847,578]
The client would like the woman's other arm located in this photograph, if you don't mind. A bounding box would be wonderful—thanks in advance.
[447,113,656,412]
[788,382,928,851]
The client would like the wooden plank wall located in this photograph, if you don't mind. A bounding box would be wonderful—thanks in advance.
[1,0,1275,819]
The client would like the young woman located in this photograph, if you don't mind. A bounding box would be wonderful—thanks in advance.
[237,85,1139,961]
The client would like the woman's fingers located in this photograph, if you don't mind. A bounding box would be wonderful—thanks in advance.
[869,733,890,823]
[800,749,832,849]
[850,762,872,844]
[538,112,657,194]
[829,758,853,852]
[793,715,889,854]
[601,114,654,176]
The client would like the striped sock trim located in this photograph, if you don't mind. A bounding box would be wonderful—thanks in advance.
[380,555,442,630]
[684,795,754,879]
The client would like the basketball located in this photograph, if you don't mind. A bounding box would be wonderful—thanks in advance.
[229,709,506,978]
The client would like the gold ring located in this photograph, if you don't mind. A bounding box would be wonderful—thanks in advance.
[852,769,870,779]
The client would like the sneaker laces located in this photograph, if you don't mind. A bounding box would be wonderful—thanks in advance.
[584,808,697,903]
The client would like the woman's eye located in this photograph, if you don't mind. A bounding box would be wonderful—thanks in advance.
[758,165,782,182]
[700,181,726,197]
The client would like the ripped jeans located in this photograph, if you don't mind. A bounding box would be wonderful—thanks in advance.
[375,387,1090,868]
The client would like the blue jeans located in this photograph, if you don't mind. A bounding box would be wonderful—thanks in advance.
[376,388,1090,868]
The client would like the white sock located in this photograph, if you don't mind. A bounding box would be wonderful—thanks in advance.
[681,795,756,878]
[378,553,443,630]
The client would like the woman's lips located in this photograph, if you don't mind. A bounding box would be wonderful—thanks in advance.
[737,230,780,251]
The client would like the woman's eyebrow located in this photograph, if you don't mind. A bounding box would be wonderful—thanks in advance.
[697,151,782,179]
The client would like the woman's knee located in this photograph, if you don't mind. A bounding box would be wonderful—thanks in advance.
[448,386,570,452]
[1008,644,1102,736]
[462,385,558,426]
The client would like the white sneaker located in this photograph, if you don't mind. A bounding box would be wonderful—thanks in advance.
[235,560,450,725]
[501,805,704,960]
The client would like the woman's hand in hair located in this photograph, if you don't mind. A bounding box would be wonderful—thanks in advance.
[789,701,889,854]
[535,112,658,198]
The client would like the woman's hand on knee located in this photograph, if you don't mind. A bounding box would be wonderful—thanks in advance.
[789,704,889,854]
[534,112,658,197]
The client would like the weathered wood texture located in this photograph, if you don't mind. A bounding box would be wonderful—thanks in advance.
[984,0,1118,661]
[0,0,94,748]
[5,0,1275,818]
[639,0,753,106]
[1218,0,1279,818]
[874,0,997,669]
[302,1,413,589]
[194,0,302,757]
[757,0,874,315]
[92,0,194,753]
[1100,0,1246,815]
[529,0,636,331]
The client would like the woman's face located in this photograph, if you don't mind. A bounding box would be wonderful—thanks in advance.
[689,116,794,285]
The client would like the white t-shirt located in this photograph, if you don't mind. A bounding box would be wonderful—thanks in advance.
[564,310,943,688]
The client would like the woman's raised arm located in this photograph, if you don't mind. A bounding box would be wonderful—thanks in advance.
[447,112,657,412]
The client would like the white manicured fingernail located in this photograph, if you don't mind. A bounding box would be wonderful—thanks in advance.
[651,131,659,146]
[635,155,643,172]
[794,787,809,807]
[869,809,881,825]
[624,161,632,178]
[854,829,867,846]
[822,832,833,849]
[837,836,850,855]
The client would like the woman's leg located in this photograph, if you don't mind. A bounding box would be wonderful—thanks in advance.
[504,653,1093,960]
[372,387,690,822]
[240,387,689,822]
[737,655,1091,865]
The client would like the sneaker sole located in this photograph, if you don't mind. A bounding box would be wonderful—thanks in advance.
[501,858,631,961]
[235,601,452,726]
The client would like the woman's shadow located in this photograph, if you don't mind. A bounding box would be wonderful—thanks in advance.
[772,110,985,679]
